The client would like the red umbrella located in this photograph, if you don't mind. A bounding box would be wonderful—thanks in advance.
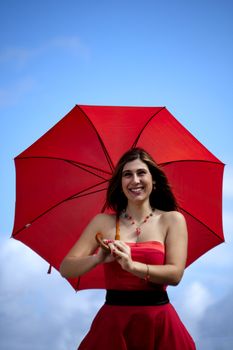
[12,105,225,290]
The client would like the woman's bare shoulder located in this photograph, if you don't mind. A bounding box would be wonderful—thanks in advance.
[159,210,186,225]
[90,213,116,227]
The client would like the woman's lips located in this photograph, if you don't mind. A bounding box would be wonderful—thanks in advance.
[129,187,144,194]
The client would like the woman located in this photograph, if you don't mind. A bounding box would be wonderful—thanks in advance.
[60,148,196,350]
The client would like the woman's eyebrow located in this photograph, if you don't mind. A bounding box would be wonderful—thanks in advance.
[122,170,132,174]
[122,168,147,174]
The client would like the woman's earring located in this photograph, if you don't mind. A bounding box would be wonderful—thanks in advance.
[153,181,156,191]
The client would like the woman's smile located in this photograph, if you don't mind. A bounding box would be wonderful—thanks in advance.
[128,186,144,195]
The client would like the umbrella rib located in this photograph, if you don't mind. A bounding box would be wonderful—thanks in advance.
[66,160,110,180]
[13,180,108,237]
[77,105,115,172]
[132,106,166,148]
[179,207,224,243]
[69,187,107,200]
[16,156,112,176]
[159,159,225,167]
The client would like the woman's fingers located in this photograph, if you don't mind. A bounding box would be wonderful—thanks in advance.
[113,240,129,249]
[113,241,131,256]
[102,239,128,250]
[107,241,131,260]
[99,240,131,264]
[108,242,118,255]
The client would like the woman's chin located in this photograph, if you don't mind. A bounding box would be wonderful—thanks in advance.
[127,194,149,203]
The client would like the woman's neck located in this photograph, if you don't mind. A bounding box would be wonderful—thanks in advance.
[125,201,153,222]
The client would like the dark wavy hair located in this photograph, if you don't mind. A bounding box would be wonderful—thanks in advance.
[106,148,178,215]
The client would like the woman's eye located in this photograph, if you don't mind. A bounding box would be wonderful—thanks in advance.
[123,172,131,177]
[137,170,146,176]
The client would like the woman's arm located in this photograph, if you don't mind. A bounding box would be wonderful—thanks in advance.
[110,211,188,286]
[59,214,113,278]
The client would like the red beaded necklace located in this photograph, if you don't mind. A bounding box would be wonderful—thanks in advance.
[121,209,154,241]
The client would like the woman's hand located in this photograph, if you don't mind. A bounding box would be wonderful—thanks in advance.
[108,241,134,272]
[96,239,115,264]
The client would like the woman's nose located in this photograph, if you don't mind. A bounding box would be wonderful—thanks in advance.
[132,174,140,183]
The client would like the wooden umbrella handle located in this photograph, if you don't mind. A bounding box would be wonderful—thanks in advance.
[95,232,111,252]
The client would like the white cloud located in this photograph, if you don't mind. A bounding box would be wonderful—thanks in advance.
[223,166,233,198]
[0,237,104,350]
[183,281,214,319]
[223,210,233,242]
[171,280,215,341]
[0,77,36,107]
[0,36,90,67]
[51,36,90,60]
[0,47,40,66]
[0,35,90,108]
[196,288,233,350]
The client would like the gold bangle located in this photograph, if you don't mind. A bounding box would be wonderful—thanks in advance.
[145,264,150,282]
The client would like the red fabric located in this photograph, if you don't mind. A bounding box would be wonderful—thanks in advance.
[78,304,196,350]
[12,105,225,290]
[104,241,166,290]
[78,243,196,350]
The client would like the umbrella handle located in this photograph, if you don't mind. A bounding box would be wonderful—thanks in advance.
[95,233,111,252]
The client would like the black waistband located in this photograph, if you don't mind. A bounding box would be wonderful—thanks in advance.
[105,290,169,306]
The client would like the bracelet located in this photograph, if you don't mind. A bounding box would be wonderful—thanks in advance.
[145,264,150,282]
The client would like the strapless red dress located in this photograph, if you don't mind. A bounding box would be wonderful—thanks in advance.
[78,241,196,350]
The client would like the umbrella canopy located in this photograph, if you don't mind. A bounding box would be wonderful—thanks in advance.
[12,105,225,290]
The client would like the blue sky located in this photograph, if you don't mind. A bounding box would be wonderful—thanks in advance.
[1,1,233,349]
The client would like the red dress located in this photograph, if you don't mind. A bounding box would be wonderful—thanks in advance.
[78,241,196,350]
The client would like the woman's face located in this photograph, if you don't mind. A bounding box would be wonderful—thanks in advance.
[121,158,153,203]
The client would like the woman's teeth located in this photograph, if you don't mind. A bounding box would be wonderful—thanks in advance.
[130,187,143,193]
